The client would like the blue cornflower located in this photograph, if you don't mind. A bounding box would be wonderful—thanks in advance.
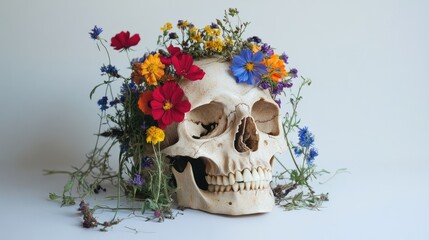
[280,52,289,64]
[261,43,274,57]
[120,82,138,95]
[130,173,144,186]
[247,36,262,44]
[307,148,319,166]
[289,68,298,78]
[298,127,314,148]
[294,147,303,157]
[230,49,268,85]
[100,64,119,76]
[109,98,120,107]
[97,96,109,111]
[89,25,103,40]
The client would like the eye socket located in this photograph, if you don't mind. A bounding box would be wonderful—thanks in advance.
[251,99,280,135]
[185,102,227,139]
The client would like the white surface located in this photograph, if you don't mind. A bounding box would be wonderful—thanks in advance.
[1,0,428,239]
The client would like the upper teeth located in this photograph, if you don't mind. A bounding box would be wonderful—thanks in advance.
[205,167,272,192]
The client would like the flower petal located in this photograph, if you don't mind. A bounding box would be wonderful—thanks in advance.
[128,34,141,47]
[184,65,205,80]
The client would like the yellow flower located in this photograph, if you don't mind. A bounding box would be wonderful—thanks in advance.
[190,27,202,42]
[251,44,261,53]
[205,38,224,52]
[204,26,221,37]
[146,126,165,144]
[223,37,234,46]
[160,22,173,31]
[141,53,165,86]
[263,54,288,82]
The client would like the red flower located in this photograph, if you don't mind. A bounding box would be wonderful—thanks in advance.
[150,81,191,129]
[172,54,205,81]
[160,45,182,65]
[110,31,140,51]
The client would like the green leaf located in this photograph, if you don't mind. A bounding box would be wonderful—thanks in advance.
[63,180,73,193]
[89,81,113,100]
[49,192,61,200]
[61,196,76,206]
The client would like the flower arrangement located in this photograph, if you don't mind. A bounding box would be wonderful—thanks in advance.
[46,8,331,230]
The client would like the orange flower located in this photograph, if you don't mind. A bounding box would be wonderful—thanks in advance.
[141,53,165,86]
[138,90,153,115]
[263,54,287,82]
[132,62,144,85]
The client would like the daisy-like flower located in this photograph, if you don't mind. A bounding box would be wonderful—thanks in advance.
[263,54,288,82]
[141,53,165,86]
[230,49,267,85]
[171,54,205,81]
[150,81,191,129]
[146,126,165,144]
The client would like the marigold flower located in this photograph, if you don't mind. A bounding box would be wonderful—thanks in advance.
[141,53,165,86]
[110,31,140,51]
[146,126,165,144]
[138,90,153,115]
[263,54,288,82]
[150,81,191,129]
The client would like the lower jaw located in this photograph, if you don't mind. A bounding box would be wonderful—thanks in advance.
[172,163,274,215]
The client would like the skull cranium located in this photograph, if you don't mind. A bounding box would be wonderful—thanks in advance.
[162,58,286,215]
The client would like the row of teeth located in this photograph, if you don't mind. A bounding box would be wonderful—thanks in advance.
[205,168,272,192]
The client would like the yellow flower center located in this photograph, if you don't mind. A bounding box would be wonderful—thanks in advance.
[245,62,255,71]
[163,100,173,110]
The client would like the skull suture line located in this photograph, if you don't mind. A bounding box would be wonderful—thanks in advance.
[162,58,287,215]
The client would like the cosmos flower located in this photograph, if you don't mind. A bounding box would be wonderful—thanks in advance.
[110,31,140,51]
[171,54,205,81]
[138,90,153,115]
[230,49,267,85]
[150,81,191,129]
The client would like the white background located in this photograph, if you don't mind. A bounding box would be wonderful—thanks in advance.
[1,0,428,239]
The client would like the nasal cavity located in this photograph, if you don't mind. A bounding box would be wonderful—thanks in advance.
[234,117,259,152]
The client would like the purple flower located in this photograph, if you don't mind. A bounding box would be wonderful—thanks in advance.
[141,156,153,168]
[280,52,289,64]
[289,68,298,78]
[247,36,262,44]
[168,32,178,39]
[210,22,218,29]
[130,173,144,186]
[89,25,103,40]
[261,43,274,57]
[275,98,281,108]
[230,49,268,85]
[154,210,161,218]
[259,81,271,89]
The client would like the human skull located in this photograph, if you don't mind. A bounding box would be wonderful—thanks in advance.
[162,58,286,215]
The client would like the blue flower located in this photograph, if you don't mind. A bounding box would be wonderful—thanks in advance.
[294,147,303,157]
[97,96,109,111]
[130,173,144,186]
[298,127,314,148]
[230,49,267,85]
[100,64,119,76]
[307,148,319,166]
[89,25,103,40]
[109,98,120,107]
[120,82,138,95]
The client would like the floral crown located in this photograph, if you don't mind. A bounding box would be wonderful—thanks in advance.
[47,8,330,229]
